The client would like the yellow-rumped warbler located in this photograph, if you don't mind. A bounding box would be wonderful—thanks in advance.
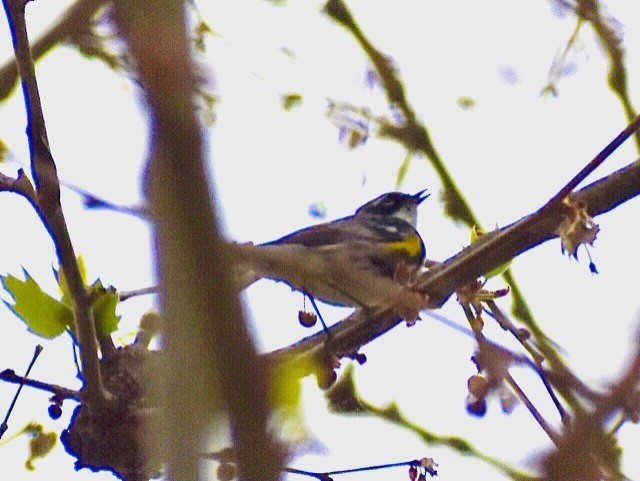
[234,190,429,319]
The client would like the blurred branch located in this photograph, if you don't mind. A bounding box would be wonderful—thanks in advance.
[541,341,640,480]
[111,1,283,481]
[0,0,108,100]
[576,0,640,152]
[2,0,112,408]
[541,17,584,97]
[324,0,477,226]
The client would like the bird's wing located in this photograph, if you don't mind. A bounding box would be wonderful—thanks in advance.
[260,215,407,247]
[260,216,364,247]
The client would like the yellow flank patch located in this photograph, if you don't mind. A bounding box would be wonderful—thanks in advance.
[387,234,423,258]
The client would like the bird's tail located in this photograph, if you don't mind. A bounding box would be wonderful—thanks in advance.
[230,241,324,294]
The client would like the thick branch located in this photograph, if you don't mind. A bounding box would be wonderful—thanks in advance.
[421,159,640,304]
[267,160,640,366]
[111,2,283,481]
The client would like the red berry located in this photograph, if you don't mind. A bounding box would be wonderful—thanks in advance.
[48,403,62,420]
[298,311,318,328]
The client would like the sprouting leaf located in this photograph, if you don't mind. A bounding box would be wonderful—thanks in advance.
[89,280,120,336]
[457,96,476,110]
[54,255,88,301]
[2,259,120,339]
[281,93,303,111]
[193,20,214,53]
[54,257,120,334]
[395,151,412,189]
[556,198,600,259]
[1,270,73,339]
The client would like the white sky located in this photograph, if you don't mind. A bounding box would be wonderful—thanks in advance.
[0,1,639,480]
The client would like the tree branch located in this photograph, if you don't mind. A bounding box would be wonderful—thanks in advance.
[2,0,112,408]
[0,368,81,402]
[266,159,640,368]
[111,1,283,481]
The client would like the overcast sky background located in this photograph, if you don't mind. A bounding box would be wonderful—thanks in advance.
[1,1,640,480]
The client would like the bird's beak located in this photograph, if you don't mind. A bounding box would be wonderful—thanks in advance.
[413,189,430,205]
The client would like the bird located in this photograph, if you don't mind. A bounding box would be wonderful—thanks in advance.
[233,190,430,321]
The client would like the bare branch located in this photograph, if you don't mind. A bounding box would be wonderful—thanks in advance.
[266,159,640,369]
[544,115,640,208]
[0,368,81,402]
[2,0,112,407]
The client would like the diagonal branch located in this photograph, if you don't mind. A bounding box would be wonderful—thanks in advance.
[2,0,112,408]
[420,158,640,304]
[266,159,640,369]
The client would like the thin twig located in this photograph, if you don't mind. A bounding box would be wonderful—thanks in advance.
[0,368,81,402]
[482,301,575,423]
[0,345,43,439]
[535,367,571,425]
[61,180,148,217]
[286,460,419,478]
[504,372,561,446]
[543,114,640,209]
[484,301,541,354]
[203,450,423,480]
[542,18,584,95]
[119,286,158,302]
[424,309,577,426]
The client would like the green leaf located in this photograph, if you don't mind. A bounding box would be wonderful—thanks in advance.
[1,269,73,339]
[90,280,120,336]
[54,255,88,303]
